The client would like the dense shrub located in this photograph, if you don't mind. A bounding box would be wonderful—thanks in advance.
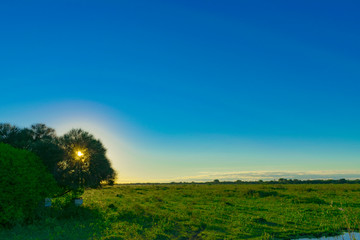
[1,123,117,191]
[0,143,58,226]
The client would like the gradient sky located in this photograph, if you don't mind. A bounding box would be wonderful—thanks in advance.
[1,1,360,182]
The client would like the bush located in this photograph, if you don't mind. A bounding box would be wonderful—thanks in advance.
[0,143,58,226]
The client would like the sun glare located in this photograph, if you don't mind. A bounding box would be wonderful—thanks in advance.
[77,151,84,157]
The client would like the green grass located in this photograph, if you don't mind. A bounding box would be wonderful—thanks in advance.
[1,184,360,239]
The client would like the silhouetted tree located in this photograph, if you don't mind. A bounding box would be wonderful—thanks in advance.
[58,129,116,190]
[0,123,32,149]
[0,123,64,178]
[29,123,57,142]
[0,123,19,143]
[278,178,288,183]
[1,123,116,192]
[26,124,64,177]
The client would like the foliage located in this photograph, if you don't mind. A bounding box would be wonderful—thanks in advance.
[200,178,360,185]
[58,129,116,190]
[1,184,360,239]
[0,123,20,144]
[26,124,65,179]
[0,123,116,193]
[0,143,58,226]
[0,123,64,178]
[31,140,65,179]
[0,123,30,149]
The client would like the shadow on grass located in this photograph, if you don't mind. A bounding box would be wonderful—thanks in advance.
[245,189,279,198]
[0,205,107,240]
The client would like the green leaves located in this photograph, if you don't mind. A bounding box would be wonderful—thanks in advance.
[0,123,116,195]
[0,143,59,226]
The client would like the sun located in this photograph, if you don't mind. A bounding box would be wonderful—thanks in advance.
[77,151,84,157]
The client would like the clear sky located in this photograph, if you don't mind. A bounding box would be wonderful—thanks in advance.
[1,1,360,182]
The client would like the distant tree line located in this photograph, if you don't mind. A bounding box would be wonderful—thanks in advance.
[113,178,360,186]
[172,178,360,185]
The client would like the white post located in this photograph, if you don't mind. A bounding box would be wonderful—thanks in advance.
[74,198,83,206]
[45,198,51,207]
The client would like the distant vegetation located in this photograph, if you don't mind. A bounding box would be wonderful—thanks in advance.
[167,178,360,185]
[0,123,116,226]
[0,184,359,239]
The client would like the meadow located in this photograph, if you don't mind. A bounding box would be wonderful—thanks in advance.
[1,184,360,240]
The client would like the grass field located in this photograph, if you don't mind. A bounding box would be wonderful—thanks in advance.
[1,184,360,240]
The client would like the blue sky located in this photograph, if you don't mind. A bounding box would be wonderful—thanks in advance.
[1,1,360,182]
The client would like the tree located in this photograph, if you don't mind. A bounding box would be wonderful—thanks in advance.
[31,140,65,179]
[58,129,116,190]
[29,123,57,142]
[0,123,19,143]
[0,123,116,193]
[28,124,64,178]
[0,123,64,179]
[0,123,31,149]
[0,143,58,226]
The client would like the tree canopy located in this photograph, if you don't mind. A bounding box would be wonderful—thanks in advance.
[0,123,116,191]
[58,128,116,189]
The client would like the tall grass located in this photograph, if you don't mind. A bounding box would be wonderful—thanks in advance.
[1,184,359,239]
